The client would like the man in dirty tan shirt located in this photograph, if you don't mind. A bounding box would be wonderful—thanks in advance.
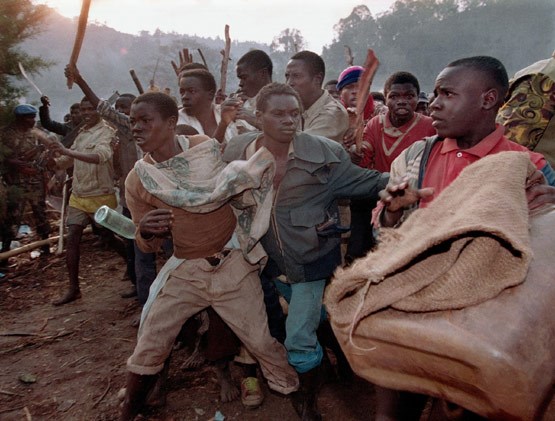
[49,97,122,306]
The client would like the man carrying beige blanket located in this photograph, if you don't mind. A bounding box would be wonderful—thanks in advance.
[326,55,555,421]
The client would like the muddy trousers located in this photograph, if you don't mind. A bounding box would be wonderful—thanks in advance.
[127,249,298,395]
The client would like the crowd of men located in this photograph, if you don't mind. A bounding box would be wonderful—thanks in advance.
[1,47,554,421]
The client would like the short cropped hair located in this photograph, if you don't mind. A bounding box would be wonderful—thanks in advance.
[177,62,208,80]
[371,91,386,103]
[180,69,217,93]
[256,82,303,113]
[119,93,137,101]
[290,50,325,80]
[133,92,178,121]
[447,56,509,100]
[384,72,420,97]
[238,49,273,75]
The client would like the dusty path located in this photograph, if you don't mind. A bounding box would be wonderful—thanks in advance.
[0,235,375,420]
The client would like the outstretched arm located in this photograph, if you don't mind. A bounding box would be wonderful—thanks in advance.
[50,140,100,164]
[378,176,434,227]
[39,96,71,136]
[65,64,100,109]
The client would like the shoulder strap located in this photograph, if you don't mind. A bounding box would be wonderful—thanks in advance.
[402,135,440,188]
[417,135,440,189]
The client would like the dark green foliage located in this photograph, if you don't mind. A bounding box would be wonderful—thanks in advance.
[0,0,52,126]
[323,0,555,92]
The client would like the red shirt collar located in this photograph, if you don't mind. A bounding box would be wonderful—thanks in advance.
[440,125,505,157]
[383,111,420,131]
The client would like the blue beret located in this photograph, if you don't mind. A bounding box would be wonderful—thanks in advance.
[14,104,38,116]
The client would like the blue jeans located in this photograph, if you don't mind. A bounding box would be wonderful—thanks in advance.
[260,270,287,343]
[134,238,173,305]
[123,207,173,305]
[275,279,326,374]
[134,242,157,305]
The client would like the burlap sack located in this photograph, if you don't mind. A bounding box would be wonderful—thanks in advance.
[325,152,555,420]
[326,151,535,318]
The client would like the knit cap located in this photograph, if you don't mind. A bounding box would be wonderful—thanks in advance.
[337,66,364,91]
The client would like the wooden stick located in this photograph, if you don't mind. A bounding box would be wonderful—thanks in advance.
[151,57,160,82]
[60,355,87,369]
[129,69,144,94]
[354,49,379,153]
[92,378,111,408]
[0,330,75,356]
[182,48,192,64]
[171,60,179,76]
[197,48,208,69]
[0,227,92,261]
[219,25,231,95]
[67,0,92,89]
[56,175,70,255]
[0,405,25,415]
[0,389,24,396]
[344,45,354,66]
[0,332,38,337]
[173,48,194,78]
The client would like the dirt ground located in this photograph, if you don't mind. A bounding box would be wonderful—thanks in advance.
[0,229,376,421]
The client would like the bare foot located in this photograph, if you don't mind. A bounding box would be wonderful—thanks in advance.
[182,351,205,370]
[215,361,240,402]
[145,376,166,408]
[181,342,206,370]
[146,366,169,408]
[52,289,81,306]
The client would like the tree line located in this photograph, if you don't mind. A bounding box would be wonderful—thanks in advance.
[322,0,554,92]
[1,0,553,124]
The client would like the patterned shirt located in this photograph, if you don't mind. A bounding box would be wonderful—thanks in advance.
[0,125,47,187]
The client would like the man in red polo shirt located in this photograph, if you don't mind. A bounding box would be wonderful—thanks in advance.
[375,55,555,419]
[359,71,436,173]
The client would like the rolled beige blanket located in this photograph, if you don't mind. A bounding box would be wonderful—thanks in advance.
[327,151,535,318]
[325,151,555,420]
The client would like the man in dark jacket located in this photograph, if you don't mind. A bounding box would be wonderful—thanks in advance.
[39,97,83,148]
[223,82,388,420]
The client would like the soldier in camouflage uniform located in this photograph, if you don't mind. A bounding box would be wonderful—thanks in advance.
[0,105,52,259]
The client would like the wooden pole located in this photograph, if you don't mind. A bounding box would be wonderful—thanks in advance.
[197,48,208,69]
[0,227,92,261]
[56,176,70,255]
[219,25,231,95]
[129,69,145,94]
[344,45,354,66]
[66,0,92,89]
[354,49,379,153]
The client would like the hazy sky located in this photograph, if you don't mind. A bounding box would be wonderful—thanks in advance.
[35,0,396,53]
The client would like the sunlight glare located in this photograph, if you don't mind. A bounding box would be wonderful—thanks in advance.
[42,0,82,18]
